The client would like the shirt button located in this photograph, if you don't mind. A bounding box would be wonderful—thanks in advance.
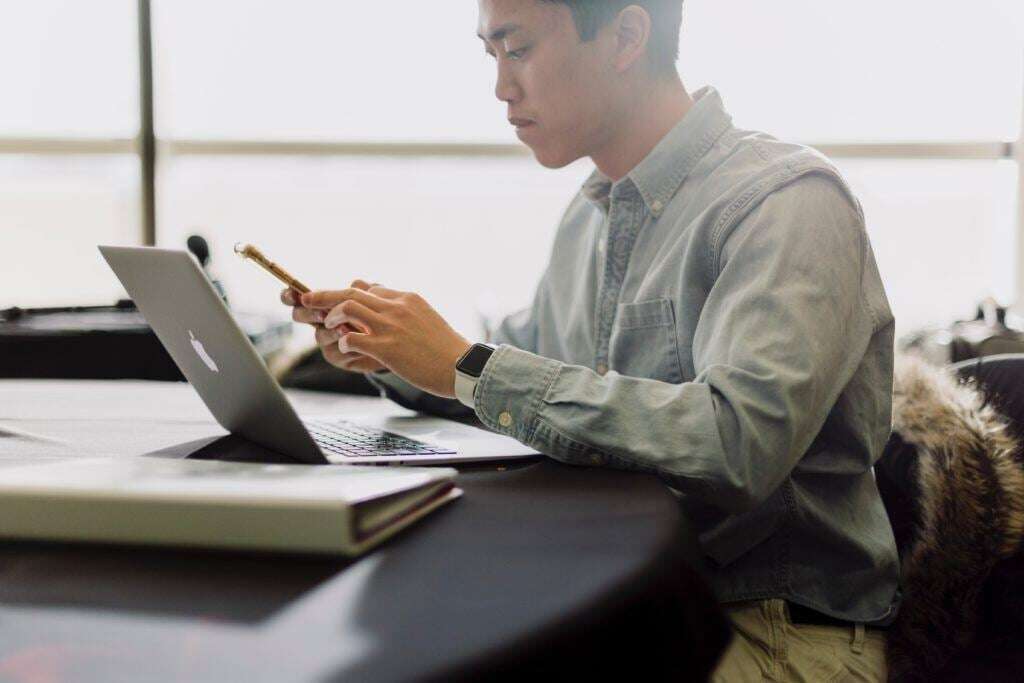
[597,239,605,254]
[651,199,663,214]
[588,452,606,465]
[596,363,608,376]
[498,411,513,428]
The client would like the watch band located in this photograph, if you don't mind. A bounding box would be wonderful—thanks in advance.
[454,343,495,409]
[454,369,479,409]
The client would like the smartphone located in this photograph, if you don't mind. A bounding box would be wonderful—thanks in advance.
[234,243,311,294]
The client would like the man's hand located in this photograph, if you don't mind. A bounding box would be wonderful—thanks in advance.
[300,285,472,399]
[281,280,387,374]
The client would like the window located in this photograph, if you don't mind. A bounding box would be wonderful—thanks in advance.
[0,0,139,308]
[838,159,1019,333]
[152,1,508,142]
[5,0,1024,340]
[0,0,138,137]
[157,155,588,334]
[680,0,1024,142]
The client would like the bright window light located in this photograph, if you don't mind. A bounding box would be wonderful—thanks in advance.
[680,0,1024,142]
[0,0,138,137]
[0,156,140,308]
[155,0,1024,142]
[2,0,1023,338]
[153,1,507,142]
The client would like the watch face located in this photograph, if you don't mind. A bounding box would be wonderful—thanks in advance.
[458,344,494,378]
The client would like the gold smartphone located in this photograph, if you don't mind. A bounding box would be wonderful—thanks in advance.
[234,243,311,294]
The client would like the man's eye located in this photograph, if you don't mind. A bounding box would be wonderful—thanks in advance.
[506,46,529,60]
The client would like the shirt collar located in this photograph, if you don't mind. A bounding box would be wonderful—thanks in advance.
[582,86,733,217]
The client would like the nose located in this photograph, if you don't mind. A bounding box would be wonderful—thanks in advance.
[494,60,520,104]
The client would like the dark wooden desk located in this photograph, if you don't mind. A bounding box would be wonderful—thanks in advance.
[0,380,729,681]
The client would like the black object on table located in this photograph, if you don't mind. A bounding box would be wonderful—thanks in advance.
[0,303,291,381]
[0,380,730,681]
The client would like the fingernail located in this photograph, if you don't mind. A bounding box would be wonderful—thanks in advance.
[300,293,311,306]
[323,315,338,329]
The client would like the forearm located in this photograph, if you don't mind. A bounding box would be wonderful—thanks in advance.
[474,330,867,515]
[471,346,747,510]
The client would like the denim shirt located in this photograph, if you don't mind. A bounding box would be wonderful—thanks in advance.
[372,86,900,623]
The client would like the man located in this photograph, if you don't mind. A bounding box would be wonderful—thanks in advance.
[284,1,900,679]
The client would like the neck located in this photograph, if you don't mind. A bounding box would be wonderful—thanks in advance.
[591,74,693,182]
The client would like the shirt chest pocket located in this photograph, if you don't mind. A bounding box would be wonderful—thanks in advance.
[608,298,686,384]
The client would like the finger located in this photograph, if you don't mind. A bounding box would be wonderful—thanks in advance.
[324,300,386,331]
[301,288,390,311]
[281,288,301,306]
[315,325,341,349]
[353,281,403,301]
[337,331,380,357]
[366,285,403,300]
[338,319,369,335]
[323,344,379,371]
[321,343,346,368]
[292,306,325,325]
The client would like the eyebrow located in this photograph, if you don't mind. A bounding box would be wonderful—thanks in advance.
[476,23,520,42]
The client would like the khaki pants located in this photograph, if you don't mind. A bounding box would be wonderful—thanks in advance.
[711,599,887,682]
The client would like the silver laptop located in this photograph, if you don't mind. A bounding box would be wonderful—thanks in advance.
[99,245,539,466]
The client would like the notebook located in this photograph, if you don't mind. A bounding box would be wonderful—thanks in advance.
[0,457,461,556]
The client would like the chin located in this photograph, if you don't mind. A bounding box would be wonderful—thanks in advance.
[529,143,582,170]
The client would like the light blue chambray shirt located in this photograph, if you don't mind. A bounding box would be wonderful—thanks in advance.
[371,86,900,623]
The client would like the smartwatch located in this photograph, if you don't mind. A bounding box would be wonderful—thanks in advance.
[455,343,495,409]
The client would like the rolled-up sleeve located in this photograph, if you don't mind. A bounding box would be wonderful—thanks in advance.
[475,175,879,514]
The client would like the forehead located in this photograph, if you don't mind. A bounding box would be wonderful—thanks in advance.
[476,0,565,40]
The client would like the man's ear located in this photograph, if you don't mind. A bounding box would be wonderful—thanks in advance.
[611,5,652,74]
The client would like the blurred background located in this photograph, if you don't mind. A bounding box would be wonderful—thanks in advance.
[2,0,1023,344]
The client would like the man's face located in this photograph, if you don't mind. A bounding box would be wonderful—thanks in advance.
[477,0,621,168]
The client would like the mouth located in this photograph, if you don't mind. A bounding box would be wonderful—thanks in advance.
[509,117,538,142]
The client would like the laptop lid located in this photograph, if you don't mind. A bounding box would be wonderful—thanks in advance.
[99,245,326,464]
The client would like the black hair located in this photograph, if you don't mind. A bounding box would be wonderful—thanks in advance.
[542,0,683,76]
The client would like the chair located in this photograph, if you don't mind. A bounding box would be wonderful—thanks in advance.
[877,354,1024,681]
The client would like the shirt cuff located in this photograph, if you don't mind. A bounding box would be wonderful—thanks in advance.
[474,344,561,442]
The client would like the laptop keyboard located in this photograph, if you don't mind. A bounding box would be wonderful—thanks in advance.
[304,419,456,458]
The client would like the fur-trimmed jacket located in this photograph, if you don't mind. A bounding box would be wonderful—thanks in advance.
[878,356,1024,681]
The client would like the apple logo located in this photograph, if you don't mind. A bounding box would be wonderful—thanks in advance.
[189,330,219,372]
